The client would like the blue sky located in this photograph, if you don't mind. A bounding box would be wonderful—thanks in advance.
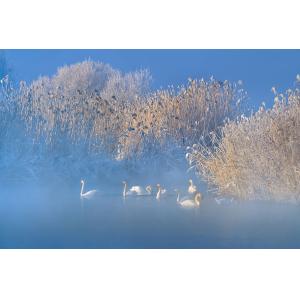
[4,49,300,109]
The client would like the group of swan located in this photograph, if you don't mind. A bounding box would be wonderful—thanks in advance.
[122,179,202,207]
[123,181,167,200]
[80,178,202,208]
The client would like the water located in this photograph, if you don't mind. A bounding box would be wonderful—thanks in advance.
[1,182,300,248]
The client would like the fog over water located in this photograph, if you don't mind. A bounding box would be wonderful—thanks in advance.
[1,52,300,248]
[1,171,300,249]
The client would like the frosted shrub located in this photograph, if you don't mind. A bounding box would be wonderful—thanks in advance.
[20,73,243,162]
[114,78,245,161]
[1,60,245,179]
[0,76,35,181]
[29,60,151,101]
[188,87,300,201]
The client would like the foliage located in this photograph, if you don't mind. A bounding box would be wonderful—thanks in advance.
[0,60,244,181]
[187,86,300,201]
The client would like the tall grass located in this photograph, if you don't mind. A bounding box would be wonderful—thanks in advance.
[187,86,300,201]
[3,59,299,200]
[19,75,244,160]
[0,60,245,180]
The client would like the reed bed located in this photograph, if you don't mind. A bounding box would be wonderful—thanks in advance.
[187,87,300,201]
[0,60,244,180]
[17,62,243,161]
[2,59,299,201]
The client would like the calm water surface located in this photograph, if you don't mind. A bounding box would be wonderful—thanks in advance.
[1,183,300,248]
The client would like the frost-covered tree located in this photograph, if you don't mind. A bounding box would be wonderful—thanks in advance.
[29,60,151,102]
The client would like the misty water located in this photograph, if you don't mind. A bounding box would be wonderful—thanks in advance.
[1,178,300,248]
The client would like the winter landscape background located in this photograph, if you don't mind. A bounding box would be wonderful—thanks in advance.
[1,50,300,248]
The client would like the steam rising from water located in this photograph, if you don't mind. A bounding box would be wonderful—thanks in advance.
[1,170,300,249]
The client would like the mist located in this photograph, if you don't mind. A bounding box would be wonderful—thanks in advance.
[2,173,300,248]
[1,56,300,248]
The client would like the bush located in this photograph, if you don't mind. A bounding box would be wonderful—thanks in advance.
[187,86,300,201]
[28,60,151,101]
[0,60,245,180]
[18,72,244,163]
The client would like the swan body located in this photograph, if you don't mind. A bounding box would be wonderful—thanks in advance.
[123,181,152,197]
[175,189,201,207]
[130,185,152,195]
[188,179,197,194]
[80,180,97,199]
[179,199,199,207]
[156,184,167,200]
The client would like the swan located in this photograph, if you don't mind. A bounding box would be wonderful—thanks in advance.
[175,189,202,207]
[80,179,97,199]
[188,179,197,194]
[156,184,167,200]
[122,181,152,197]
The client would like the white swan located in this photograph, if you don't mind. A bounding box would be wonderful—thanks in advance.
[175,189,202,207]
[188,179,197,194]
[156,184,167,200]
[122,181,152,197]
[80,180,97,199]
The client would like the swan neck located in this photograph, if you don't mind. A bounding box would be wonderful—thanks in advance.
[80,182,84,196]
[123,183,127,197]
[194,194,200,205]
[146,186,151,194]
[156,187,161,200]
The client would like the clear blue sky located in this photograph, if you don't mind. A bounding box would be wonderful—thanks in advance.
[4,49,300,109]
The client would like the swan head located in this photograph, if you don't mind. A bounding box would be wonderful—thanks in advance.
[189,179,193,185]
[146,185,152,193]
[122,181,127,185]
[80,179,84,185]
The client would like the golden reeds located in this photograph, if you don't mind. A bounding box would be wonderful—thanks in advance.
[0,61,244,181]
[188,87,300,201]
[16,71,243,162]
